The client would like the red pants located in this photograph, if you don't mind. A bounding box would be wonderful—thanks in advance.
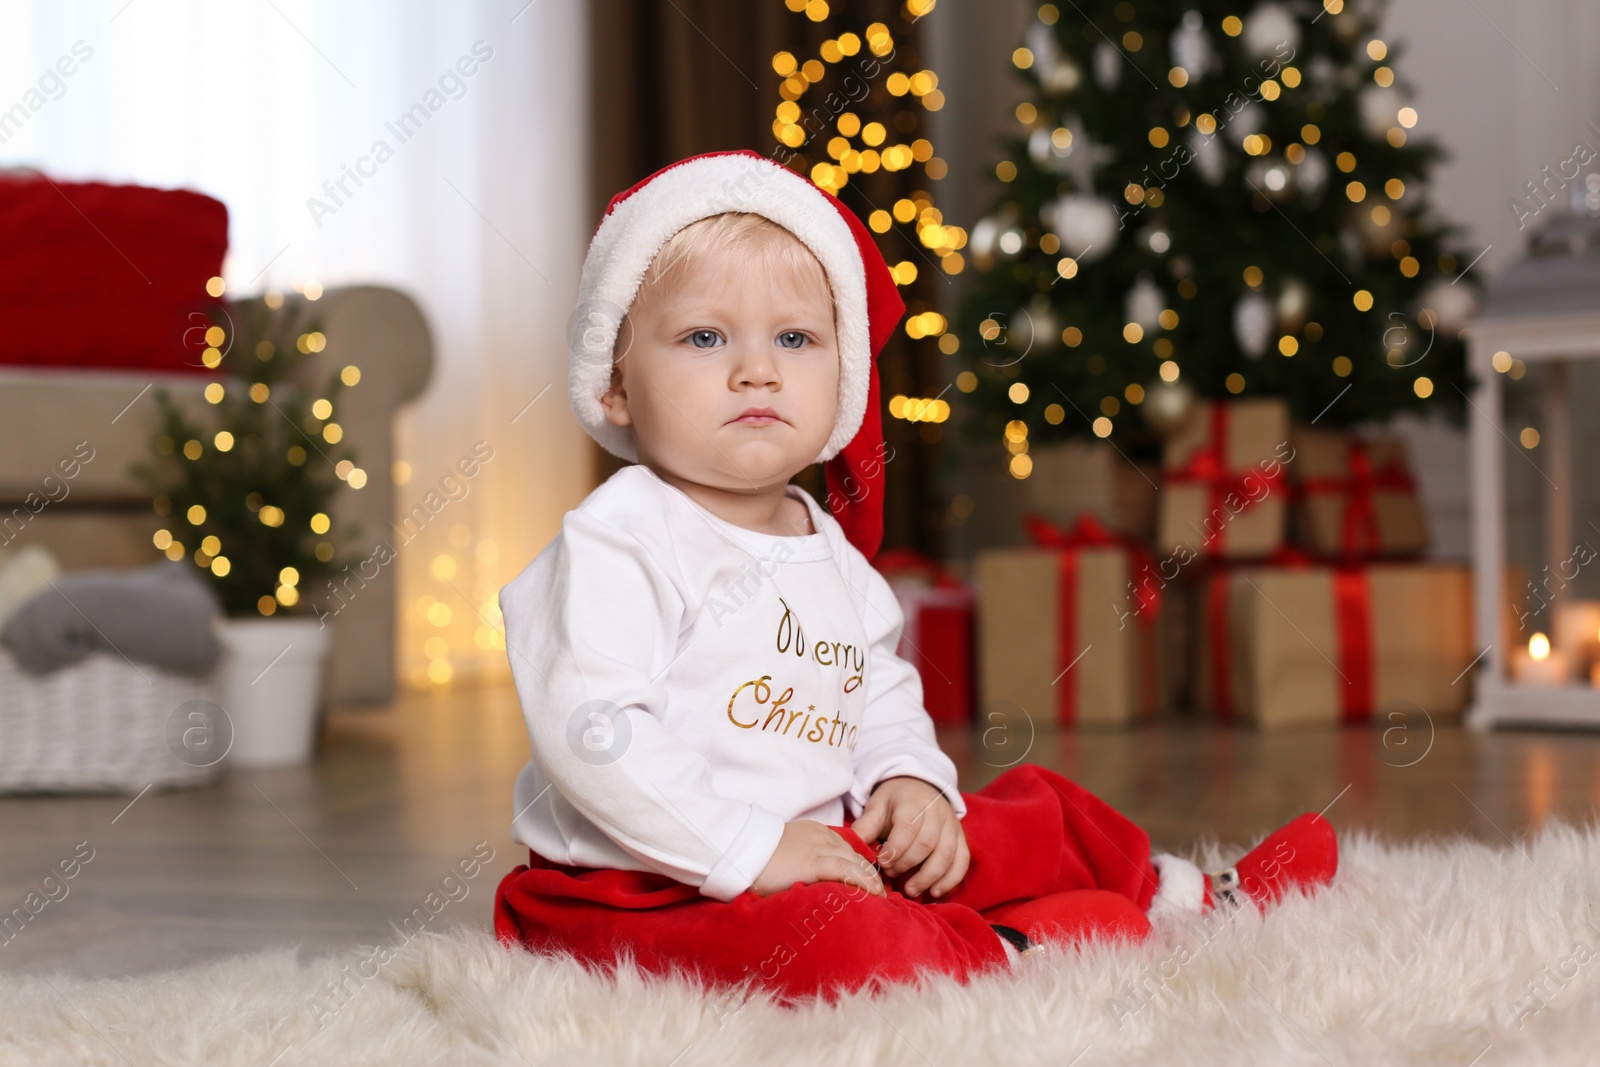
[494,763,1162,1002]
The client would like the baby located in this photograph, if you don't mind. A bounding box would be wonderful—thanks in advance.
[493,150,1338,1003]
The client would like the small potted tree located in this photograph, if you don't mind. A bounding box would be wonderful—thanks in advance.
[132,291,362,767]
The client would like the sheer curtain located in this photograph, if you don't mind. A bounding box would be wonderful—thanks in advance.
[0,0,591,690]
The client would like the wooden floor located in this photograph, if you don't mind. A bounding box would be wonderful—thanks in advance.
[4,684,1598,980]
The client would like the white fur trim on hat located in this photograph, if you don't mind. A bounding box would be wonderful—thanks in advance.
[567,153,870,466]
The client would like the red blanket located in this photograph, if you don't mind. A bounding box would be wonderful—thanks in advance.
[0,175,227,373]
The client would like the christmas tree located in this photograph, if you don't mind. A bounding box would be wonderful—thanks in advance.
[130,293,365,618]
[953,0,1479,471]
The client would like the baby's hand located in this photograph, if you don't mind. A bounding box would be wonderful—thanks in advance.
[850,776,969,899]
[750,819,886,898]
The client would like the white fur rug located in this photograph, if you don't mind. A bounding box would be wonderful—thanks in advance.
[6,821,1600,1066]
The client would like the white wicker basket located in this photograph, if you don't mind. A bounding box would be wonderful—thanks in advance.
[0,647,226,794]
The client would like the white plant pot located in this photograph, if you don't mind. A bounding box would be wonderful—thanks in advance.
[218,615,333,768]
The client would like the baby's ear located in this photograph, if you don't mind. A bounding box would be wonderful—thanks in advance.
[600,360,631,427]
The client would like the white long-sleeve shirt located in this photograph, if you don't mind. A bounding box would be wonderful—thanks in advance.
[500,463,965,902]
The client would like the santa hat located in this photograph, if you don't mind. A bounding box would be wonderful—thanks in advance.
[567,149,905,562]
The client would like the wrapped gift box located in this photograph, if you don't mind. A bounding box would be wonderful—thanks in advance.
[975,516,1165,729]
[1290,426,1428,558]
[1024,440,1160,545]
[879,551,974,727]
[1158,398,1292,559]
[1194,561,1474,729]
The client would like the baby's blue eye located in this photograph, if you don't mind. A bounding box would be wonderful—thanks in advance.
[777,331,809,350]
[686,329,722,349]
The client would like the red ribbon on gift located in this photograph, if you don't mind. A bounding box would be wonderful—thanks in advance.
[1206,550,1375,722]
[1331,567,1375,720]
[1021,512,1163,726]
[1164,403,1287,554]
[1296,439,1417,558]
[1022,513,1162,618]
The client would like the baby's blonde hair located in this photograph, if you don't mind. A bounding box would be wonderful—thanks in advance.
[636,211,833,312]
[609,212,837,383]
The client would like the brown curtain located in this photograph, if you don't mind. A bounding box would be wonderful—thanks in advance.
[584,0,945,556]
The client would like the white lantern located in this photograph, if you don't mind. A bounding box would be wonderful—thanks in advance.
[1467,212,1600,728]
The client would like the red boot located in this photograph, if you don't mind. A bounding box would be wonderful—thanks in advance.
[1204,813,1338,912]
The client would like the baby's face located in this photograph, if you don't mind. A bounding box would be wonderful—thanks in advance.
[600,233,839,490]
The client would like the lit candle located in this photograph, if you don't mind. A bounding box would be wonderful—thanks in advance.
[1511,632,1571,686]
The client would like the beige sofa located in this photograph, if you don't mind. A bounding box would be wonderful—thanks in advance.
[0,285,433,704]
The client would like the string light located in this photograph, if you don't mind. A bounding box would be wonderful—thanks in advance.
[889,395,952,422]
[773,12,961,264]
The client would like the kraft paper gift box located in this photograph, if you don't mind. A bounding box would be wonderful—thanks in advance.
[975,515,1164,729]
[1024,440,1160,545]
[1194,561,1474,730]
[1290,426,1428,558]
[878,550,975,727]
[1158,398,1292,559]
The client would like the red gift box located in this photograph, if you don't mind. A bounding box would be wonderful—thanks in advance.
[877,549,974,727]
